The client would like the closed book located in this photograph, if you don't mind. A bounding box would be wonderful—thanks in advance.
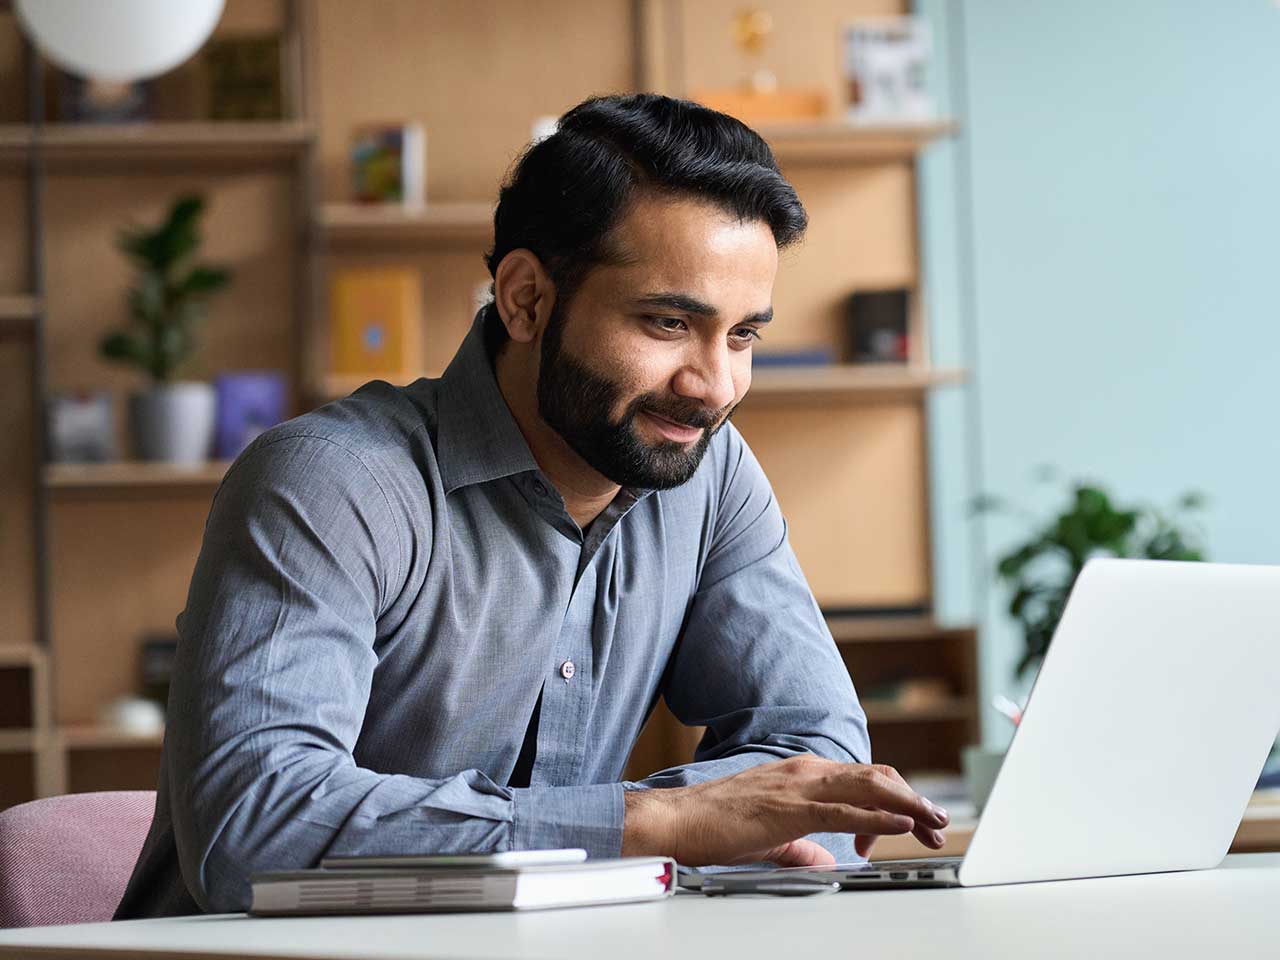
[249,857,676,916]
[328,266,423,377]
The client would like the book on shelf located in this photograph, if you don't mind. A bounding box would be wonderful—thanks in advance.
[249,856,676,916]
[350,122,426,207]
[751,346,838,367]
[328,266,423,379]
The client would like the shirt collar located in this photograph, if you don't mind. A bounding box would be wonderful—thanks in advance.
[431,309,656,511]
[433,309,540,495]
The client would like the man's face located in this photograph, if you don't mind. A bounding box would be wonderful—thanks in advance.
[536,193,777,490]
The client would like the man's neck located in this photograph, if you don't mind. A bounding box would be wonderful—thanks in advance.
[494,345,620,530]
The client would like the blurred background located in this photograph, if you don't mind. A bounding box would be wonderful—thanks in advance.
[1,0,1277,836]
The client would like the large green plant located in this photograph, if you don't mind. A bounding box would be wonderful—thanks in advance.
[975,475,1207,680]
[100,194,232,382]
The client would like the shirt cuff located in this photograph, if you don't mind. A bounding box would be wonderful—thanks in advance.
[510,781,625,858]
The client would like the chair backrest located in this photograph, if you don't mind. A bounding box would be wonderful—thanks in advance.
[0,791,155,929]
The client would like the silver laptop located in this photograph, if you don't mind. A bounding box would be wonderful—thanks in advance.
[710,558,1280,890]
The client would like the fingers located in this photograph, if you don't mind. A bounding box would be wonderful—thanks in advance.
[765,838,837,868]
[832,765,949,830]
[809,802,915,837]
[855,834,876,859]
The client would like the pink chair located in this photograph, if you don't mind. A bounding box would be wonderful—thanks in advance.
[0,791,155,929]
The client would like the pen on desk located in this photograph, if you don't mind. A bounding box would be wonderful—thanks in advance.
[700,877,842,897]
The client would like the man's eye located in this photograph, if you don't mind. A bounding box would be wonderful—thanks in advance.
[648,316,687,333]
[731,327,763,343]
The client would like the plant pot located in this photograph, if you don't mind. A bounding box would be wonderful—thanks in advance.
[128,381,216,463]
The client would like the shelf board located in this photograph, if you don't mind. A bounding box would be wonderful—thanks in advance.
[318,366,964,404]
[0,728,37,753]
[56,724,164,750]
[827,615,974,645]
[0,295,40,338]
[0,121,314,168]
[44,460,232,490]
[317,371,426,401]
[758,118,957,165]
[316,202,494,245]
[0,644,44,668]
[0,295,39,320]
[863,698,975,724]
[745,364,965,402]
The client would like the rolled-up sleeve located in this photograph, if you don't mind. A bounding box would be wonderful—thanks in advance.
[624,427,871,861]
[171,435,623,912]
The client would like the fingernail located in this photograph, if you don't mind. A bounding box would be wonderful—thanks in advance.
[933,830,946,846]
[932,803,949,824]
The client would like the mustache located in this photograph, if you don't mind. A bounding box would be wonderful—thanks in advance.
[632,394,733,430]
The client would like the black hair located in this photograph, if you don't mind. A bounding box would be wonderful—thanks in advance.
[481,93,807,354]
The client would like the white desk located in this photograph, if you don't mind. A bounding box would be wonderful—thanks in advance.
[3,855,1280,960]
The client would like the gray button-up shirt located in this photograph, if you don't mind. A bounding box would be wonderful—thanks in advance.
[115,311,870,917]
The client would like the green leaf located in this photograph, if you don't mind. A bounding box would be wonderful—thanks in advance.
[178,266,232,296]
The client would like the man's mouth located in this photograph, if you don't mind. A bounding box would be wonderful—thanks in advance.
[641,409,704,444]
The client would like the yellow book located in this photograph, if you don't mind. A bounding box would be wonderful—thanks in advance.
[329,267,423,377]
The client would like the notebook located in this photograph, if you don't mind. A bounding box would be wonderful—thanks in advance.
[249,856,676,916]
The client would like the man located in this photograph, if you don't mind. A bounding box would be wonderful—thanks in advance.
[116,93,948,918]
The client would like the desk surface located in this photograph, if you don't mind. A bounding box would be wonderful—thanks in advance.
[3,854,1280,960]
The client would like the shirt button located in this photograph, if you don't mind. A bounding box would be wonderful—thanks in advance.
[533,480,548,498]
[560,659,576,681]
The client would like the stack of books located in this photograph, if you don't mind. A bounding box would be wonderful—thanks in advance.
[250,849,677,916]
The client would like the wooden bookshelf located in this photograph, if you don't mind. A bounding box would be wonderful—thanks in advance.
[317,365,964,405]
[55,724,164,751]
[44,461,232,491]
[827,616,975,645]
[0,729,37,753]
[0,644,43,668]
[0,122,314,168]
[864,698,976,724]
[757,118,957,165]
[748,365,965,401]
[316,202,494,245]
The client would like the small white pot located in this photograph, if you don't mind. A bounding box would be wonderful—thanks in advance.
[128,381,216,463]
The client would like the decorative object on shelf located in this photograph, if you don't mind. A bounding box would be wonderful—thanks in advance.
[98,695,165,736]
[14,0,226,83]
[751,346,837,368]
[213,371,287,459]
[847,287,910,363]
[46,390,118,462]
[692,8,826,123]
[203,34,283,120]
[56,72,154,123]
[329,266,423,378]
[973,472,1208,680]
[351,122,425,207]
[842,15,934,122]
[100,193,233,463]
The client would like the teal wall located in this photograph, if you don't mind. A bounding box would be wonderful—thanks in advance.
[916,1,1280,745]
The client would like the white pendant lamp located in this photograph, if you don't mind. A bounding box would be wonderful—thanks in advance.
[14,0,226,83]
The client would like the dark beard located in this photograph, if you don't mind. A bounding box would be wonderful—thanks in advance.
[535,305,733,490]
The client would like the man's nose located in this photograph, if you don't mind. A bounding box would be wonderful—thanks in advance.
[672,343,736,413]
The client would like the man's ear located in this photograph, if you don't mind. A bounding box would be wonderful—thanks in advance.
[493,249,556,344]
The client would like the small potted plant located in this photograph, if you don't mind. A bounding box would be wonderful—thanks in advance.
[100,193,232,463]
[960,473,1208,810]
[976,473,1208,681]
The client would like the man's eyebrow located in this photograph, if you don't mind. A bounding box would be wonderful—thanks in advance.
[632,292,773,325]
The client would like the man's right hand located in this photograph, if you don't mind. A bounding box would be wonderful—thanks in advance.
[621,756,949,867]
